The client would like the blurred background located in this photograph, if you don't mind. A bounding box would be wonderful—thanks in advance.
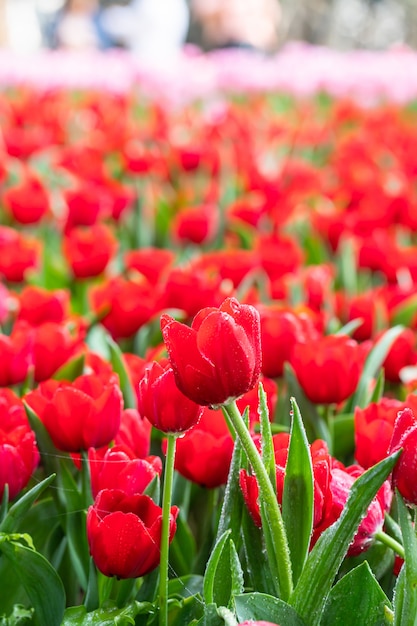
[0,0,416,56]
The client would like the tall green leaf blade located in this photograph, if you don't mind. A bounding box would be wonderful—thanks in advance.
[393,494,417,626]
[203,530,231,605]
[321,562,392,625]
[106,336,137,409]
[0,539,65,626]
[282,398,313,586]
[0,475,56,534]
[290,451,401,626]
[258,383,276,492]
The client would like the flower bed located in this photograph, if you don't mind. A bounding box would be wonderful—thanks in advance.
[1,51,417,625]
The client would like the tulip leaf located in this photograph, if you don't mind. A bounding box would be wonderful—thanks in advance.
[24,403,63,487]
[0,474,56,534]
[203,530,243,608]
[241,508,276,596]
[334,317,364,337]
[0,537,65,626]
[234,592,306,625]
[169,514,197,576]
[282,398,314,586]
[369,368,385,404]
[337,237,358,296]
[320,561,392,625]
[53,353,85,381]
[216,410,246,547]
[393,493,417,626]
[290,450,401,626]
[332,413,354,461]
[259,383,276,492]
[346,325,404,411]
[391,294,417,327]
[106,335,137,410]
[61,601,153,625]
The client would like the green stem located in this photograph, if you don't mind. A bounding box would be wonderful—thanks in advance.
[222,401,293,601]
[374,530,405,559]
[322,404,334,455]
[159,434,176,626]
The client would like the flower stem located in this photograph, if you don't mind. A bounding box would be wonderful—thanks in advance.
[159,434,176,626]
[222,400,293,601]
[374,529,405,559]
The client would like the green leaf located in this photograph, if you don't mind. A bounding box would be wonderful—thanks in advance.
[23,403,62,486]
[53,353,85,381]
[106,335,137,409]
[391,294,417,327]
[321,562,392,625]
[290,451,401,626]
[234,592,306,625]
[203,533,243,607]
[0,538,65,626]
[61,601,152,625]
[0,475,56,534]
[346,325,404,411]
[203,531,243,608]
[393,494,417,626]
[169,514,197,576]
[215,424,245,546]
[337,237,358,296]
[0,604,34,625]
[332,413,354,461]
[370,368,386,404]
[335,318,364,337]
[241,508,276,596]
[259,383,276,492]
[203,530,231,605]
[282,398,314,586]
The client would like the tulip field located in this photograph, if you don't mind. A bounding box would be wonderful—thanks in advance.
[2,46,417,626]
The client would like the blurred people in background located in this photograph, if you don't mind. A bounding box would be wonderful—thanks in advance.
[190,0,281,52]
[46,0,113,49]
[99,0,189,62]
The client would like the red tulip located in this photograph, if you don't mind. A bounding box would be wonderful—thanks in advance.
[259,305,317,379]
[0,323,33,387]
[17,286,70,326]
[290,334,368,405]
[90,276,160,340]
[88,445,162,498]
[3,171,50,225]
[29,320,86,382]
[161,297,262,407]
[166,406,234,488]
[389,407,417,505]
[354,398,405,469]
[25,374,123,452]
[138,361,203,434]
[87,489,178,579]
[0,226,41,283]
[0,389,39,500]
[115,408,152,459]
[172,204,219,245]
[63,223,117,279]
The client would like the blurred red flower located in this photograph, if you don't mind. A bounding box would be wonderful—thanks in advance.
[63,223,117,279]
[17,286,70,326]
[290,334,368,405]
[0,389,39,500]
[0,322,33,387]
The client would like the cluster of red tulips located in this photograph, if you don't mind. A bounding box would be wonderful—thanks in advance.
[1,81,417,626]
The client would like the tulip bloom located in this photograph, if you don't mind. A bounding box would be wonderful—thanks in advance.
[389,407,417,505]
[290,334,367,405]
[17,286,70,326]
[354,398,405,469]
[87,489,178,579]
[63,223,117,279]
[138,361,203,434]
[25,374,123,452]
[0,389,40,500]
[88,445,162,498]
[30,320,86,382]
[161,297,262,407]
[0,323,33,387]
[3,171,50,225]
[167,406,234,488]
[240,436,390,555]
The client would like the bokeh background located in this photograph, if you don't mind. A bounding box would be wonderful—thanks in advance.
[1,0,416,56]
